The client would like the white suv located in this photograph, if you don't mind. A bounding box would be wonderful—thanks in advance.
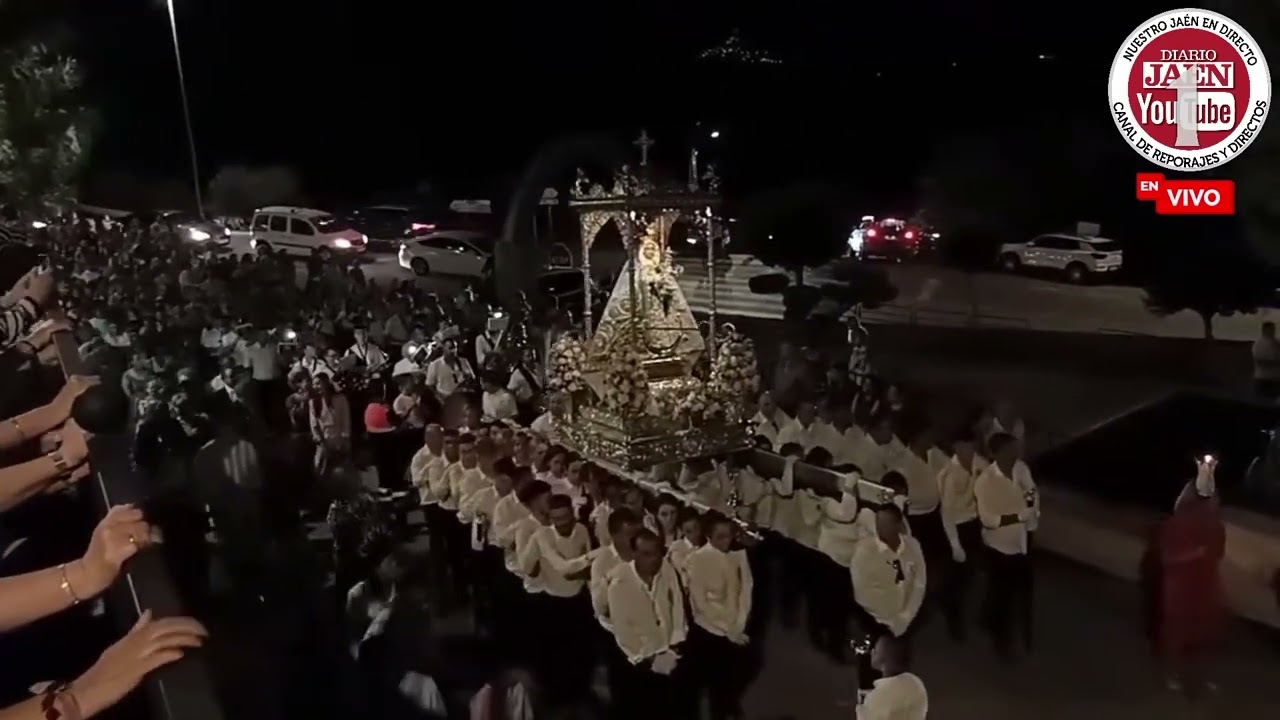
[998,233,1123,283]
[249,206,367,258]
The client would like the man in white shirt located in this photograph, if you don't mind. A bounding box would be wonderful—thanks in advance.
[532,493,598,705]
[850,505,926,696]
[291,344,335,379]
[893,425,948,571]
[590,507,641,629]
[937,431,987,642]
[237,330,283,424]
[507,354,540,405]
[685,513,754,719]
[974,432,1038,660]
[481,374,518,422]
[776,401,837,455]
[749,391,789,448]
[605,528,694,719]
[391,341,425,381]
[346,327,389,371]
[848,413,906,483]
[858,634,928,720]
[424,338,476,398]
[475,326,498,369]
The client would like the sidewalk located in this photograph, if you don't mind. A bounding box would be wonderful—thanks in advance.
[745,555,1280,719]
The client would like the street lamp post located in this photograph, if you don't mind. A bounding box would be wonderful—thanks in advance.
[165,0,205,218]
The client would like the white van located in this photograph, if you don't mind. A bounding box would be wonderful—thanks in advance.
[249,206,367,258]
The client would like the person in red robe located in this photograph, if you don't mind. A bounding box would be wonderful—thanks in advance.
[1152,456,1226,697]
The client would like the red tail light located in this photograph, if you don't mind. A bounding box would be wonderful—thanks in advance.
[866,229,878,238]
[903,231,915,240]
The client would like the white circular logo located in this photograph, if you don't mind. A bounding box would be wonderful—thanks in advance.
[1108,8,1270,172]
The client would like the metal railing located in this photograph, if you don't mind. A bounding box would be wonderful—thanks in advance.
[52,331,225,720]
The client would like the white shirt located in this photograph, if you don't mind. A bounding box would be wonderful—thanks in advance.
[449,465,489,522]
[512,516,549,594]
[476,333,497,368]
[508,368,536,402]
[776,418,837,454]
[409,448,446,505]
[346,342,388,369]
[482,389,518,421]
[530,412,555,438]
[424,356,475,396]
[392,358,423,378]
[432,460,462,511]
[239,342,282,381]
[857,672,929,720]
[292,357,335,379]
[938,454,988,558]
[685,545,752,643]
[974,461,1039,556]
[590,545,625,628]
[492,494,528,568]
[850,535,927,637]
[848,435,906,482]
[605,560,688,664]
[816,484,861,566]
[532,524,595,597]
[200,327,224,350]
[750,409,791,446]
[893,447,947,516]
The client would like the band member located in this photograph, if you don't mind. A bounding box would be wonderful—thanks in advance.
[346,326,389,370]
[686,512,754,720]
[424,338,476,398]
[850,505,926,696]
[975,432,1038,661]
[292,343,335,378]
[605,528,694,720]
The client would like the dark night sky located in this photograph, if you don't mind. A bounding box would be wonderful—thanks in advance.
[56,0,1179,205]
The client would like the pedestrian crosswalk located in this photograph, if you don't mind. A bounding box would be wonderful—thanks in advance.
[676,256,887,323]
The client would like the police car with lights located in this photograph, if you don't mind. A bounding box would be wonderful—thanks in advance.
[249,206,368,258]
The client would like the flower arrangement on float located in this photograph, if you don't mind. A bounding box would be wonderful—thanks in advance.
[651,377,719,425]
[548,333,587,395]
[707,328,759,419]
[600,328,650,415]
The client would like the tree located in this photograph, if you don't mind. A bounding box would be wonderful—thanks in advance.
[206,165,303,216]
[1142,217,1272,339]
[737,182,852,319]
[0,41,92,212]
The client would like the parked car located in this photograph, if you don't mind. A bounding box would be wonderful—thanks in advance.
[997,233,1124,283]
[249,206,367,258]
[160,211,232,249]
[398,230,494,278]
[849,216,930,261]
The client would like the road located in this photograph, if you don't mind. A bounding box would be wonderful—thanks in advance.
[678,256,1273,341]
[226,235,1270,341]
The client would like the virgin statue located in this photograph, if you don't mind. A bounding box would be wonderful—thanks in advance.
[587,222,704,368]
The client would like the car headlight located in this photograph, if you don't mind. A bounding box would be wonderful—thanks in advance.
[333,238,352,249]
[189,228,211,241]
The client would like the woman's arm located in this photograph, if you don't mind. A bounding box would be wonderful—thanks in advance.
[0,560,107,633]
[0,376,94,452]
[0,453,79,512]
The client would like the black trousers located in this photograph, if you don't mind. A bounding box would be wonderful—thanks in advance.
[533,591,595,708]
[941,519,983,640]
[982,546,1034,656]
[690,625,751,720]
[423,504,454,598]
[907,508,947,568]
[774,534,806,627]
[611,649,697,720]
[805,551,853,662]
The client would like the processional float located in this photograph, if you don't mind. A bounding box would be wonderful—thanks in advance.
[545,131,756,471]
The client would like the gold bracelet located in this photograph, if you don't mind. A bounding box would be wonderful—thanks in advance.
[59,563,82,605]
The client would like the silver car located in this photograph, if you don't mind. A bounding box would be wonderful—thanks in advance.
[161,211,232,249]
[998,233,1123,283]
